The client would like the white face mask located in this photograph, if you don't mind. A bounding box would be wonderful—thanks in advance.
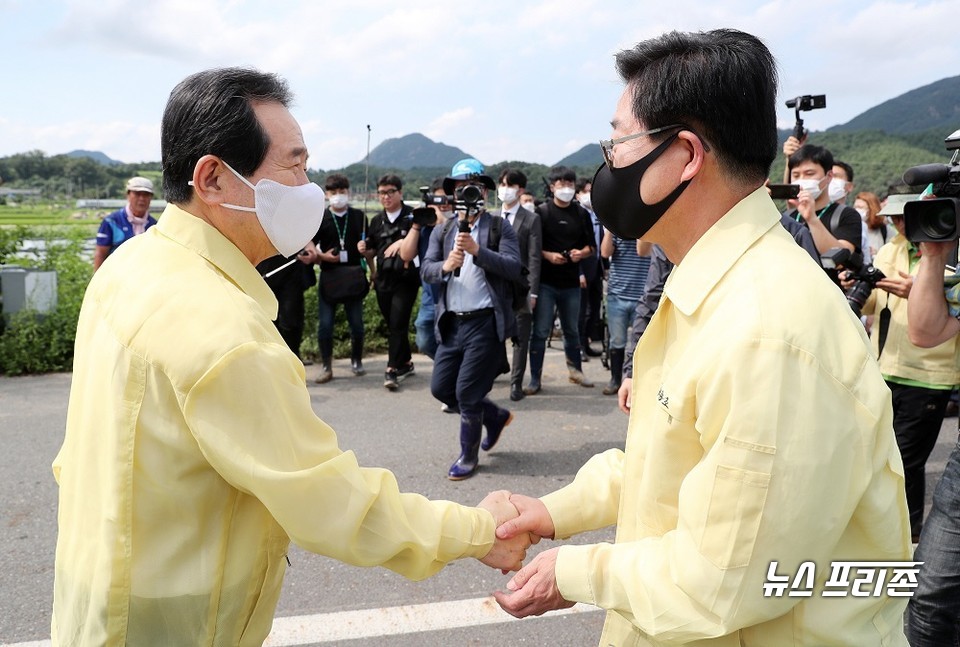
[498,186,518,204]
[794,178,823,201]
[554,186,576,203]
[578,193,592,210]
[220,161,326,258]
[328,193,349,210]
[827,177,847,203]
[856,207,868,221]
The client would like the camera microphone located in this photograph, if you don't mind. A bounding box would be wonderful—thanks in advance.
[453,217,470,277]
[903,163,952,187]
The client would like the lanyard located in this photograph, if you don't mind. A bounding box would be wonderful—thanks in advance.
[331,211,348,248]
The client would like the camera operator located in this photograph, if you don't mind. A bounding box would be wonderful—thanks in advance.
[841,194,958,548]
[400,178,453,362]
[421,159,521,480]
[905,230,960,645]
[786,145,862,282]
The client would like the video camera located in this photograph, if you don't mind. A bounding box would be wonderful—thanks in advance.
[821,247,885,317]
[903,129,960,242]
[785,94,826,141]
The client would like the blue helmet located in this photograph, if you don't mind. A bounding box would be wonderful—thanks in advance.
[443,158,496,195]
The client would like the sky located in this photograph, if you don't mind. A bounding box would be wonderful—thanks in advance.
[0,0,957,172]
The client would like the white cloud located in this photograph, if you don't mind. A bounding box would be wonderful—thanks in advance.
[425,108,476,140]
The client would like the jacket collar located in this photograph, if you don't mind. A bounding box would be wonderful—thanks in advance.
[154,204,278,319]
[664,187,780,317]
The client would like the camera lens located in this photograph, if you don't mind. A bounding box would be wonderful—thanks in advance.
[457,185,482,203]
[919,201,958,240]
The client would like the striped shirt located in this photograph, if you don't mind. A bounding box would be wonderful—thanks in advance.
[607,235,650,301]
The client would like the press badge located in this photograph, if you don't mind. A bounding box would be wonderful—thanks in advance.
[413,256,421,268]
[339,250,348,263]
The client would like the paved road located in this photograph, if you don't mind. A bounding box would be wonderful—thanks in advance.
[2,347,957,645]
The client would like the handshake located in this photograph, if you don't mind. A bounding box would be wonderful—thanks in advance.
[476,490,576,618]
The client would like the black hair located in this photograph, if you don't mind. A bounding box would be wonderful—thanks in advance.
[430,177,445,193]
[377,174,403,191]
[788,144,834,175]
[575,177,592,193]
[833,160,854,183]
[498,168,528,188]
[548,166,576,184]
[161,67,292,204]
[324,173,350,191]
[614,29,778,184]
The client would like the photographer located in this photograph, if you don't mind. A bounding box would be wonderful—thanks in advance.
[785,145,862,282]
[363,174,420,390]
[905,232,960,645]
[422,159,521,480]
[400,178,452,362]
[843,194,959,547]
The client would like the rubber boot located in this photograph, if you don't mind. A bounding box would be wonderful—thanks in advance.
[480,398,514,451]
[350,336,366,376]
[448,414,482,480]
[315,338,334,384]
[524,347,543,395]
[603,348,625,395]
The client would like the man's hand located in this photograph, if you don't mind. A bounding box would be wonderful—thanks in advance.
[618,376,632,414]
[877,271,913,299]
[298,241,320,264]
[493,548,574,618]
[457,232,480,256]
[528,295,537,311]
[546,251,568,265]
[383,240,402,258]
[357,239,367,254]
[782,135,804,158]
[477,491,530,573]
[496,494,555,542]
[790,188,816,222]
[443,247,465,274]
[568,248,585,263]
[919,241,954,262]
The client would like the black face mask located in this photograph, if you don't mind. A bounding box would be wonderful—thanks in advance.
[591,131,690,240]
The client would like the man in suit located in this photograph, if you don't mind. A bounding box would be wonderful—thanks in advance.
[497,168,542,401]
[422,159,522,480]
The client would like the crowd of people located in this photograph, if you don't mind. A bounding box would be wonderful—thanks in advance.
[60,26,960,646]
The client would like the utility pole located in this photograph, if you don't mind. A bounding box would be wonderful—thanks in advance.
[363,124,371,214]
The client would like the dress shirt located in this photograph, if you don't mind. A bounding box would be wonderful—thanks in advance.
[541,188,911,646]
[445,218,493,313]
[52,204,495,646]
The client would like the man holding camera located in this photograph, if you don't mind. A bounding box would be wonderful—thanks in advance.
[362,174,420,390]
[847,194,959,546]
[526,166,596,394]
[422,159,522,480]
[786,145,862,280]
[905,222,960,645]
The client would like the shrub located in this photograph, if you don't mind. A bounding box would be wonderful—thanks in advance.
[0,227,92,375]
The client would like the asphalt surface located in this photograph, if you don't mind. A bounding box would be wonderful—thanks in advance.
[2,346,957,645]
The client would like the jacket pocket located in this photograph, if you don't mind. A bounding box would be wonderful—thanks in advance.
[699,465,771,570]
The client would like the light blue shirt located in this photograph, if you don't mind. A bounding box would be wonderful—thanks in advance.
[445,219,493,313]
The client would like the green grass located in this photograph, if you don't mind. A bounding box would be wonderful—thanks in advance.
[0,204,100,227]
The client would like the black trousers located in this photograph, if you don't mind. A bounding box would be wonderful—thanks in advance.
[889,380,953,537]
[273,277,306,357]
[579,271,603,344]
[375,280,420,370]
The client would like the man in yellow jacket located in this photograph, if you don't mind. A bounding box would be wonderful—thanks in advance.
[494,29,911,645]
[51,68,529,646]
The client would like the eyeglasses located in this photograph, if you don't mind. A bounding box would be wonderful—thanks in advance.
[599,124,684,170]
[377,188,399,197]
